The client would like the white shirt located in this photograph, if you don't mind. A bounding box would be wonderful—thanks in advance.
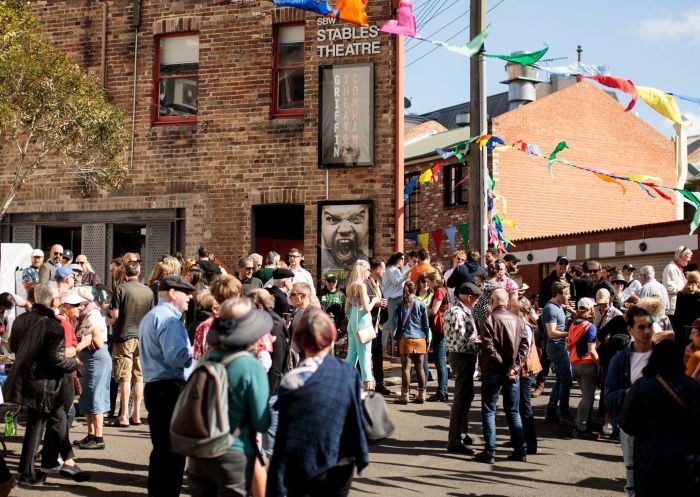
[638,278,670,314]
[630,350,652,384]
[291,266,315,295]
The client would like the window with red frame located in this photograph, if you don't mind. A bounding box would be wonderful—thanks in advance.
[272,24,304,117]
[153,33,199,124]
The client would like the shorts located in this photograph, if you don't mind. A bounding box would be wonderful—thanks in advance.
[399,337,427,355]
[112,338,143,383]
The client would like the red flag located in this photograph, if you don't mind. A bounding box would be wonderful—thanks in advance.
[582,75,638,112]
[431,229,443,254]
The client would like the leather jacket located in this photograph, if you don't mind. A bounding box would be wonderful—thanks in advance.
[3,304,79,413]
[479,305,529,376]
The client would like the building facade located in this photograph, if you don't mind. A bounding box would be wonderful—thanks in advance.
[0,0,399,283]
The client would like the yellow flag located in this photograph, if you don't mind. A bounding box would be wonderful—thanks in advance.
[417,232,430,249]
[419,169,433,183]
[637,87,684,125]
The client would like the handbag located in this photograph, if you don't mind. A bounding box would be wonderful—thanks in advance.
[363,392,395,441]
[355,300,377,344]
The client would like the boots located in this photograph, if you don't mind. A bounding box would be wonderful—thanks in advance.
[395,387,409,404]
[413,388,425,404]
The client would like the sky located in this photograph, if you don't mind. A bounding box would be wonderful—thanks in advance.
[404,0,700,138]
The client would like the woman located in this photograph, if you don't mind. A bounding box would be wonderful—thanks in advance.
[74,287,112,450]
[394,280,430,404]
[673,271,700,343]
[344,261,380,392]
[186,289,216,344]
[637,297,674,341]
[620,340,700,497]
[415,273,434,382]
[382,252,411,356]
[184,264,208,329]
[473,261,504,329]
[147,256,182,301]
[426,272,449,402]
[684,319,700,380]
[290,282,318,334]
[268,309,368,497]
[187,297,272,497]
[567,297,600,440]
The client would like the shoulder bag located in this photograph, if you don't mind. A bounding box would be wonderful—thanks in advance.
[363,392,395,441]
[355,299,377,344]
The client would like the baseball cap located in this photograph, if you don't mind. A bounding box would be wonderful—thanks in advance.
[55,266,74,280]
[458,282,483,296]
[503,254,521,264]
[595,289,611,304]
[70,263,84,274]
[273,268,294,279]
[577,297,596,311]
[158,276,196,293]
[555,255,569,264]
[62,249,74,261]
[622,263,636,271]
[31,249,44,258]
[60,290,88,306]
[326,273,338,280]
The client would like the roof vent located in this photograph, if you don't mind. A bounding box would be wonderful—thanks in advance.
[500,56,542,110]
[455,112,470,127]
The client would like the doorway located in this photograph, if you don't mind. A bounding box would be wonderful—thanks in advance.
[41,225,81,256]
[252,204,304,262]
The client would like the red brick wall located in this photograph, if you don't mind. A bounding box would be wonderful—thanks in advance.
[1,0,397,276]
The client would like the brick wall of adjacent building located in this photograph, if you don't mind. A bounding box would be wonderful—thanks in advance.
[1,0,397,277]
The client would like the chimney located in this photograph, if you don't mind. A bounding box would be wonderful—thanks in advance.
[500,55,541,110]
[455,112,470,127]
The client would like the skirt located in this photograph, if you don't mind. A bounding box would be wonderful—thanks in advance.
[78,347,112,415]
[399,338,427,355]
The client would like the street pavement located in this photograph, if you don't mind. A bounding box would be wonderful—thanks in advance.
[4,361,626,497]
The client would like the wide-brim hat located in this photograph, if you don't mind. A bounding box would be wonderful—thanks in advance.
[207,308,273,348]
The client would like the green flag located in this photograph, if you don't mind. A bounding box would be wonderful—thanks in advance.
[431,24,491,58]
[458,223,469,247]
[548,140,569,160]
[485,44,549,66]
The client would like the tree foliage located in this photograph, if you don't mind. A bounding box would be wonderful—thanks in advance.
[0,0,129,219]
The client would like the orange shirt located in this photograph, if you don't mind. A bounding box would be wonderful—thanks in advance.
[409,262,436,282]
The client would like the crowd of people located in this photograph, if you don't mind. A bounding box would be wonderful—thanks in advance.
[0,242,698,496]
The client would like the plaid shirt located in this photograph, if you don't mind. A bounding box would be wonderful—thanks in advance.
[443,299,480,354]
[22,266,39,284]
[192,316,215,361]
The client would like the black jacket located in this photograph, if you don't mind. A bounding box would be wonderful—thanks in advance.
[447,262,486,290]
[3,305,79,413]
[268,286,290,318]
[538,270,576,308]
[267,311,290,396]
[672,291,700,342]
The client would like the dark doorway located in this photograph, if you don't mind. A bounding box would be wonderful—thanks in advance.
[112,224,146,260]
[252,204,304,260]
[41,225,81,256]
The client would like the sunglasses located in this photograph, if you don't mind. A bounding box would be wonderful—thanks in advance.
[53,252,63,256]
[590,269,600,273]
[244,267,254,271]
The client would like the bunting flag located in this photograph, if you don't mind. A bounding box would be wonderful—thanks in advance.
[418,232,430,249]
[534,62,610,77]
[477,134,493,149]
[672,93,700,106]
[582,75,638,112]
[453,175,469,189]
[548,141,569,160]
[404,177,418,200]
[273,0,336,15]
[431,229,443,253]
[526,143,544,158]
[405,233,418,245]
[331,0,368,26]
[485,44,549,66]
[636,87,684,125]
[593,172,627,195]
[419,168,433,183]
[457,223,469,247]
[431,161,444,179]
[444,226,457,251]
[431,24,491,58]
[435,147,455,160]
[484,136,505,151]
[379,0,421,38]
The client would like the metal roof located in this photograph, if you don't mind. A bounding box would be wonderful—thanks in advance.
[511,219,691,243]
[405,126,475,161]
[419,92,510,130]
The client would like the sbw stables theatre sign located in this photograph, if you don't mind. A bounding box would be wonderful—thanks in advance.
[316,17,381,57]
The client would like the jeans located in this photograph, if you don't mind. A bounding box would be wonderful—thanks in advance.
[42,373,75,468]
[447,352,477,446]
[371,327,385,384]
[480,373,525,457]
[262,395,279,458]
[144,379,186,497]
[515,374,537,452]
[188,449,254,497]
[382,297,402,348]
[620,428,635,497]
[346,331,373,382]
[572,363,598,432]
[432,333,448,395]
[546,340,573,419]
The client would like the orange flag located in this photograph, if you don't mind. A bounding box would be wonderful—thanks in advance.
[332,0,368,26]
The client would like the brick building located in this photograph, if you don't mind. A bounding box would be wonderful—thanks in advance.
[404,79,678,266]
[0,0,399,283]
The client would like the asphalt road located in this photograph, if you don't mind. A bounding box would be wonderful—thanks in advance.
[4,363,626,497]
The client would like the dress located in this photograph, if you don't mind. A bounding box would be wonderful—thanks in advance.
[77,307,112,414]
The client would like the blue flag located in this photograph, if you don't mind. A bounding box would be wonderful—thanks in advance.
[273,0,336,16]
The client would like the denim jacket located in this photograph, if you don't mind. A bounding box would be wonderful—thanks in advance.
[395,298,429,340]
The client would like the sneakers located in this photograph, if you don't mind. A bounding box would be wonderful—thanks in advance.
[40,465,62,474]
[572,429,600,441]
[531,383,545,398]
[78,439,106,450]
[558,418,576,427]
[427,392,448,402]
[506,452,527,462]
[447,444,475,455]
[59,464,91,482]
[17,471,46,487]
[474,451,495,464]
[602,423,613,436]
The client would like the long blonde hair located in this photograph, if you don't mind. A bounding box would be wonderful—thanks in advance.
[346,260,369,300]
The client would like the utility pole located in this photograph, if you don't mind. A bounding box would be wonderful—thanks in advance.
[468,0,487,258]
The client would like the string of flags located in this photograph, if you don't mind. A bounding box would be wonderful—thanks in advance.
[406,223,470,254]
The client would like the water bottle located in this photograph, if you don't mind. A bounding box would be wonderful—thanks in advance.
[4,412,15,436]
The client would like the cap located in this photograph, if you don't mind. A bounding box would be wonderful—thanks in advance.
[555,255,569,264]
[55,266,74,280]
[62,249,74,260]
[595,288,611,304]
[458,282,483,296]
[503,254,521,264]
[577,297,596,311]
[158,276,196,293]
[70,263,84,274]
[273,268,294,279]
[31,249,44,258]
[610,272,627,284]
[622,263,636,271]
[60,290,88,306]
[326,273,337,280]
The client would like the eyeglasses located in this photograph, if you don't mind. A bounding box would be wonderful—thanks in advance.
[32,255,42,258]
[244,266,254,271]
[589,269,600,273]
[53,252,63,256]
[457,258,466,262]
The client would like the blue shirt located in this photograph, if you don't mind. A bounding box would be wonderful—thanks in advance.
[138,301,193,382]
[382,265,410,299]
[22,266,39,284]
[542,301,566,344]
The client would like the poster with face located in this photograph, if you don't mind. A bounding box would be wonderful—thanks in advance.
[317,200,373,283]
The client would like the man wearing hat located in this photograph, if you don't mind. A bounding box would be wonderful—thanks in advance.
[537,255,576,309]
[267,268,294,319]
[319,273,346,330]
[22,249,45,290]
[138,275,195,497]
[55,266,75,292]
[594,289,622,330]
[622,263,641,296]
[443,283,482,456]
[503,253,523,289]
[61,249,74,266]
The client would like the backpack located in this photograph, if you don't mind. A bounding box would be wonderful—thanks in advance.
[170,351,248,458]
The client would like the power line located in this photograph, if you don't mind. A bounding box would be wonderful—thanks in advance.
[406,8,470,53]
[415,0,448,27]
[406,0,462,49]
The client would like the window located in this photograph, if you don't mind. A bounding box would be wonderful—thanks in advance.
[444,163,468,207]
[272,24,304,117]
[404,173,420,233]
[153,33,199,124]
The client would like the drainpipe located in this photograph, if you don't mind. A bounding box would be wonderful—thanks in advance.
[393,18,404,252]
[130,0,141,170]
[674,118,689,220]
[101,1,107,87]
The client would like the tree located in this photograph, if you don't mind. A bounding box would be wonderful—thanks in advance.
[0,0,129,220]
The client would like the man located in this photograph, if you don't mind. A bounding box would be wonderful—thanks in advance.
[254,251,280,284]
[594,289,622,329]
[484,247,498,267]
[287,248,315,294]
[537,255,576,308]
[196,246,223,284]
[443,250,467,299]
[267,268,294,319]
[444,282,482,455]
[61,249,74,266]
[503,253,523,288]
[22,249,44,290]
[55,266,75,292]
[604,307,654,497]
[108,261,154,428]
[447,249,486,291]
[638,265,670,313]
[573,260,593,304]
[475,288,529,463]
[543,281,576,426]
[139,276,194,497]
[249,253,263,273]
[75,254,100,287]
[236,256,263,294]
[408,248,435,282]
[662,245,692,315]
[366,259,390,395]
[320,203,370,272]
[586,260,620,308]
[39,244,63,282]
[318,273,346,330]
[498,256,519,311]
[5,282,80,486]
[622,263,641,296]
